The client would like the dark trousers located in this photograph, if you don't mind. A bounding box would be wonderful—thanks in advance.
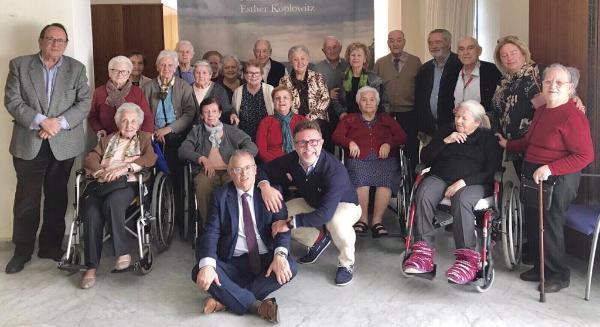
[12,140,74,257]
[192,253,298,315]
[316,118,334,154]
[524,172,580,283]
[162,133,185,229]
[83,185,136,268]
[390,110,418,175]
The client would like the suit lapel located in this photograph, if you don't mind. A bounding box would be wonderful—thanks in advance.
[253,188,266,239]
[49,61,68,114]
[28,58,48,113]
[226,185,239,239]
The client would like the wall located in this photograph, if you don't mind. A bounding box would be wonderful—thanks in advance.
[477,0,529,62]
[0,0,93,242]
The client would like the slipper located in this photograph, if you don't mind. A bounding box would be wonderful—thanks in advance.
[371,223,388,238]
[353,221,369,235]
[80,274,96,289]
[114,254,131,271]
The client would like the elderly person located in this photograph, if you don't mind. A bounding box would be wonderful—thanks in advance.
[88,55,154,137]
[192,60,232,117]
[497,64,594,293]
[80,103,157,289]
[402,100,502,285]
[128,51,151,87]
[217,54,243,100]
[256,86,306,162]
[178,97,258,227]
[176,40,195,84]
[254,39,286,86]
[202,50,222,81]
[314,36,348,99]
[335,42,387,117]
[333,86,406,237]
[230,59,274,140]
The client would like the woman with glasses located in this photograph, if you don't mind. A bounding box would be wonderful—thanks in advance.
[178,97,257,227]
[88,55,154,137]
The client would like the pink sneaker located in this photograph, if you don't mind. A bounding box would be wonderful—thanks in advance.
[403,241,434,274]
[446,248,481,284]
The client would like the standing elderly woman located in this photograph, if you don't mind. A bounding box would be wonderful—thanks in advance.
[80,103,157,289]
[230,59,274,140]
[88,55,154,137]
[192,60,232,117]
[402,100,502,284]
[202,50,223,81]
[178,97,258,226]
[217,54,243,101]
[335,42,387,117]
[256,85,306,163]
[332,86,406,237]
[498,64,594,293]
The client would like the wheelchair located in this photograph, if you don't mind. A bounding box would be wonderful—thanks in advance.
[58,159,175,275]
[182,161,200,249]
[399,166,503,292]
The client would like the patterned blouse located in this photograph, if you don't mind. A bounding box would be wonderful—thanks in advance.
[491,64,542,139]
[238,84,268,140]
[279,69,330,121]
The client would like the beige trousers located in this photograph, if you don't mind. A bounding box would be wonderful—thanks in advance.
[194,169,231,226]
[286,198,361,267]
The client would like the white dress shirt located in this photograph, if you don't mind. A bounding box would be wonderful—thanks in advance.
[453,61,481,107]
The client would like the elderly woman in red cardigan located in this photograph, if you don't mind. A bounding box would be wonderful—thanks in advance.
[332,86,407,237]
[256,85,306,162]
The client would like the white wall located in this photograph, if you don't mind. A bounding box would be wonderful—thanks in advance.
[0,0,93,241]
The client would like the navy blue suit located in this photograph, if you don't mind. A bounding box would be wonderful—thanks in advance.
[192,183,297,314]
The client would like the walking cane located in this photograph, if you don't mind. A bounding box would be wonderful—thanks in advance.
[538,181,546,303]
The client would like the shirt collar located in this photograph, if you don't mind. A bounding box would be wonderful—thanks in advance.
[433,53,450,68]
[392,52,408,63]
[38,53,64,69]
[463,61,481,77]
[298,152,320,174]
[236,186,255,199]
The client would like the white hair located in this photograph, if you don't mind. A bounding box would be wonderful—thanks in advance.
[355,86,380,106]
[543,63,579,97]
[114,102,144,126]
[108,55,133,73]
[457,100,490,129]
[288,45,310,62]
[193,60,212,72]
[156,50,179,67]
[176,40,194,53]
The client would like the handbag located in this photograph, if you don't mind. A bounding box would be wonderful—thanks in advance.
[520,177,557,211]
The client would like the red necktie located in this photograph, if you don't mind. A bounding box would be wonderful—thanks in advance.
[241,193,261,274]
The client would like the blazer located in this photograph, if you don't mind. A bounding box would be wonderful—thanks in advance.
[141,77,196,134]
[5,54,92,160]
[194,183,290,264]
[88,84,154,134]
[476,61,502,114]
[231,83,275,116]
[279,69,330,121]
[415,52,462,135]
[266,58,286,87]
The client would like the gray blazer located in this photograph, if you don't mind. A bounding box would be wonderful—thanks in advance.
[4,54,91,160]
[142,76,196,134]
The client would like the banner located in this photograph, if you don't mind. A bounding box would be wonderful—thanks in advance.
[178,0,374,63]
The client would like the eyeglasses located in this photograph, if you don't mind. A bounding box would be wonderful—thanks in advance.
[229,164,256,175]
[542,80,571,88]
[294,139,322,147]
[245,71,261,76]
[44,37,68,45]
[109,69,130,76]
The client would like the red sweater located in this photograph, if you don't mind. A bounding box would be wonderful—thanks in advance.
[332,112,407,159]
[88,85,155,134]
[507,101,594,175]
[256,114,306,162]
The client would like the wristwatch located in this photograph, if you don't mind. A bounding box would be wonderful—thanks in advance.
[275,250,287,259]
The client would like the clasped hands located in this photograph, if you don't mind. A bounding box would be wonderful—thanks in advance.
[38,117,62,140]
[348,141,390,159]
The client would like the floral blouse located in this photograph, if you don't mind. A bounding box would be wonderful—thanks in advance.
[491,64,542,139]
[279,69,330,121]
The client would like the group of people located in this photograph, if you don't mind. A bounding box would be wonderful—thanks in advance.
[3,22,595,323]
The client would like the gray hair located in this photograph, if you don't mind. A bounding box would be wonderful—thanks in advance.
[288,45,310,62]
[193,60,212,72]
[457,36,482,52]
[429,28,452,45]
[543,63,579,97]
[322,36,341,48]
[108,55,133,73]
[221,54,241,77]
[228,149,255,165]
[156,50,179,67]
[254,39,272,52]
[114,102,144,126]
[355,86,381,106]
[176,40,194,54]
[456,100,490,129]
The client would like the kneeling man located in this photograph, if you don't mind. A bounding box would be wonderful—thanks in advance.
[192,150,297,323]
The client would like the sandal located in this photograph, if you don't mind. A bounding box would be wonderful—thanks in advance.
[371,223,389,238]
[353,221,369,235]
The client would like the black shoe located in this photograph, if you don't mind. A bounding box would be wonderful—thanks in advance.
[298,232,332,264]
[38,248,64,262]
[539,279,570,293]
[5,255,31,274]
[520,268,540,282]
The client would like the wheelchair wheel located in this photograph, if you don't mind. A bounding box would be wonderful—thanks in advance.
[476,226,495,293]
[502,182,523,270]
[151,172,175,252]
[138,246,153,275]
[182,165,192,241]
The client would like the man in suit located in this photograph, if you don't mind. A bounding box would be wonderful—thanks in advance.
[415,29,462,140]
[453,37,502,114]
[253,39,286,87]
[258,120,361,286]
[4,23,91,273]
[193,150,297,323]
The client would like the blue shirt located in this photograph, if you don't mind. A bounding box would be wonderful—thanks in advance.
[429,54,450,121]
[177,66,195,85]
[30,54,69,130]
[155,88,177,128]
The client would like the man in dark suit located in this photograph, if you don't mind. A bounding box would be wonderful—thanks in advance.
[192,150,297,323]
[4,23,91,273]
[253,39,286,86]
[415,29,462,139]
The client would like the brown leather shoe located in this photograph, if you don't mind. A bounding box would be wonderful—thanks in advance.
[257,298,279,323]
[203,297,226,314]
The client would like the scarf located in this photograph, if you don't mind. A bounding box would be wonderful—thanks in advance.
[102,132,141,161]
[275,111,294,154]
[204,122,224,148]
[290,70,309,116]
[105,79,132,108]
[342,68,369,92]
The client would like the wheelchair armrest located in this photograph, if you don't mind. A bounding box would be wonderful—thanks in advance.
[76,169,86,176]
[415,164,430,176]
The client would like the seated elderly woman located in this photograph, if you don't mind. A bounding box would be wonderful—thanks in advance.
[498,64,594,293]
[80,103,157,289]
[332,86,406,237]
[88,55,154,137]
[256,85,306,163]
[402,100,502,284]
[178,97,258,226]
[191,60,232,118]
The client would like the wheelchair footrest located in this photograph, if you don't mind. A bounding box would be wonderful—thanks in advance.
[434,211,454,228]
[57,263,87,273]
[405,265,437,280]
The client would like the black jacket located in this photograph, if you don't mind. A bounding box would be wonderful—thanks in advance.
[266,59,286,87]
